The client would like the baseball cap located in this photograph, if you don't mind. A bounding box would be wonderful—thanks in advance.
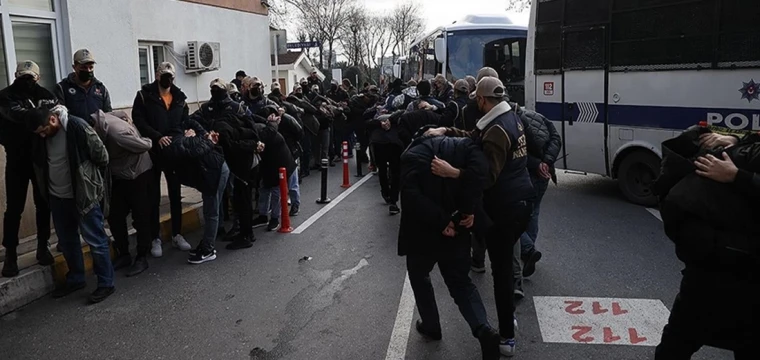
[16,60,40,79]
[235,70,247,78]
[210,78,227,90]
[156,62,176,77]
[271,82,281,90]
[73,49,96,65]
[454,79,469,93]
[471,76,506,99]
[367,85,379,93]
[476,67,498,82]
[407,80,418,87]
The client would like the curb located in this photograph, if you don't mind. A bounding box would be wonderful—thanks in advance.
[0,204,204,317]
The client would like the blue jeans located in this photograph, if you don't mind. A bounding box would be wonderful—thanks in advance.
[258,184,281,219]
[201,163,230,251]
[519,176,549,255]
[288,170,300,207]
[50,196,114,288]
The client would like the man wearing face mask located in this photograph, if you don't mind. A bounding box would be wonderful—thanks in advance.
[55,49,112,122]
[286,83,321,177]
[240,77,278,120]
[132,62,193,258]
[0,61,57,277]
[192,78,256,131]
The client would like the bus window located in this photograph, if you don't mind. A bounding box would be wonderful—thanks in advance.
[446,29,527,81]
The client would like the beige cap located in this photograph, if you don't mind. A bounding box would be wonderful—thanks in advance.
[476,67,498,82]
[454,79,469,93]
[471,76,506,99]
[271,82,281,90]
[464,75,477,91]
[434,74,447,84]
[156,62,176,77]
[368,85,379,93]
[406,80,418,87]
[210,78,227,90]
[16,60,40,79]
[73,49,96,65]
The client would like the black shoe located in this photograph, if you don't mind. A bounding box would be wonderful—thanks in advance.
[36,245,55,266]
[289,205,300,217]
[267,218,280,232]
[382,193,391,204]
[476,325,501,360]
[188,247,217,264]
[55,243,63,253]
[252,216,269,229]
[514,279,525,300]
[226,235,254,250]
[112,254,132,271]
[52,282,86,298]
[2,253,19,277]
[389,203,400,215]
[126,256,149,277]
[415,320,442,341]
[89,286,115,304]
[221,228,240,242]
[522,250,542,278]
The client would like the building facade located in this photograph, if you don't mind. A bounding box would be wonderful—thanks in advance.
[1,0,271,238]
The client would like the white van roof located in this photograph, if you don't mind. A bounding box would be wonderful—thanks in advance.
[445,14,528,32]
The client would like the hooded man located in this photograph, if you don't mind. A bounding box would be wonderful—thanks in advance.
[342,78,357,97]
[434,74,455,104]
[55,49,112,122]
[268,82,285,106]
[0,61,57,277]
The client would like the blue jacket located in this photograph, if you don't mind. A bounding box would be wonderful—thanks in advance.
[55,73,112,123]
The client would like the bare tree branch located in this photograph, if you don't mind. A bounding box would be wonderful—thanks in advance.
[286,0,358,69]
[388,1,426,63]
[505,0,532,11]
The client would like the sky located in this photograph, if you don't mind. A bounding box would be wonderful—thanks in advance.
[362,0,530,32]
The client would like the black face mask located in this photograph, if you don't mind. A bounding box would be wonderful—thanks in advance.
[16,76,36,92]
[330,84,338,92]
[250,88,261,97]
[294,92,303,99]
[301,84,309,93]
[159,74,173,89]
[77,70,94,82]
[211,88,227,101]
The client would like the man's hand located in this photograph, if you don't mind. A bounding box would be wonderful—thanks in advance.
[459,214,474,229]
[424,127,447,137]
[184,129,196,138]
[208,131,219,145]
[418,101,430,110]
[381,119,391,131]
[694,152,738,183]
[159,136,172,148]
[699,133,738,150]
[538,162,551,179]
[431,156,461,178]
[442,221,456,237]
[277,107,285,116]
[267,113,281,123]
[256,141,265,153]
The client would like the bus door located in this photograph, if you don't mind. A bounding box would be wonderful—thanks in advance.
[560,26,609,176]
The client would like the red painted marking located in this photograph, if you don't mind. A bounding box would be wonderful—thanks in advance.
[628,328,647,344]
[564,300,585,314]
[571,326,594,343]
[603,327,621,343]
[592,302,609,315]
[612,302,629,316]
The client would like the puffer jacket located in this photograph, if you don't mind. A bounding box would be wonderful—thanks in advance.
[655,127,760,267]
[398,135,489,256]
[398,110,442,148]
[212,115,259,181]
[255,122,297,188]
[515,104,562,183]
[32,114,110,216]
[287,95,320,136]
[367,110,404,149]
[162,134,224,194]
[55,73,112,122]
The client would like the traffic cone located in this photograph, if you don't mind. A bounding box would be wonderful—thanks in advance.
[278,167,293,233]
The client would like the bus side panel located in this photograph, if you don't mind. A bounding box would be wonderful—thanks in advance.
[562,70,608,176]
[535,74,564,166]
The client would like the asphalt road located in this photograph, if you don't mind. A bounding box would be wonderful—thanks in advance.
[0,163,736,360]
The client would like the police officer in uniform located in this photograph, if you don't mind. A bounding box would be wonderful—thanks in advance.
[55,48,112,122]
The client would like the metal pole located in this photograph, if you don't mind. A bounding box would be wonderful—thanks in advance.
[316,159,332,204]
[273,34,279,85]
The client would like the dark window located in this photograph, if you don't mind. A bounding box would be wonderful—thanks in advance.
[537,0,563,23]
[564,0,610,26]
[718,0,760,65]
[563,29,605,70]
[613,0,689,11]
[535,0,563,72]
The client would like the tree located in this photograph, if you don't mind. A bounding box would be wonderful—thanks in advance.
[388,2,425,63]
[506,0,532,11]
[362,14,393,83]
[286,0,357,70]
[338,7,368,68]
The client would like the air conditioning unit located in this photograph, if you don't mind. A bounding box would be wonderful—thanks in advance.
[185,41,221,73]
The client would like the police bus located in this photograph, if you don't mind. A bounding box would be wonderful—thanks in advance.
[394,13,529,105]
[525,0,759,206]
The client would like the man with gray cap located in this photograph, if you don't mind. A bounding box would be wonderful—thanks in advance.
[426,76,534,357]
[441,79,470,129]
[55,48,112,122]
[0,60,57,277]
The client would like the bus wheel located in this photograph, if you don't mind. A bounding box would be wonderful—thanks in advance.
[618,151,661,207]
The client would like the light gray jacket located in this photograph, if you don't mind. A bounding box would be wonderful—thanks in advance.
[91,110,153,180]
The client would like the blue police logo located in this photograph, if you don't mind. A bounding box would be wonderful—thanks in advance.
[23,61,33,70]
[739,79,758,103]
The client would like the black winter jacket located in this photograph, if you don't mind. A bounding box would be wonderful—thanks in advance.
[55,73,112,122]
[212,115,259,181]
[286,95,320,136]
[162,134,224,194]
[191,96,254,131]
[515,105,562,182]
[0,81,57,148]
[132,83,192,152]
[398,135,489,256]
[367,111,404,149]
[255,122,297,188]
[398,110,442,148]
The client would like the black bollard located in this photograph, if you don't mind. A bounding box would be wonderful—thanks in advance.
[355,142,363,177]
[316,158,332,204]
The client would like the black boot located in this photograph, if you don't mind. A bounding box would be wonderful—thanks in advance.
[112,253,132,271]
[415,320,442,340]
[36,241,54,266]
[126,256,149,277]
[225,234,254,250]
[476,325,501,360]
[2,248,19,277]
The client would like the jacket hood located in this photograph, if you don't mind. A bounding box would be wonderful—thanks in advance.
[476,101,512,130]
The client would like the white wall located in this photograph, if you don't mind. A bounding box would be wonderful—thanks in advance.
[63,0,270,108]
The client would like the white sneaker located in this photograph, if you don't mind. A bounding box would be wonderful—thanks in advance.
[172,234,192,251]
[500,338,516,357]
[151,238,163,258]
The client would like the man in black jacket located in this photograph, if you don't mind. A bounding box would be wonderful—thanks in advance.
[399,132,501,360]
[262,105,303,216]
[0,61,56,277]
[251,117,297,231]
[54,49,112,122]
[132,62,192,257]
[326,80,350,164]
[368,110,405,214]
[287,87,321,177]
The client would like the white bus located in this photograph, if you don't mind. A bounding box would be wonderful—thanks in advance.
[396,13,529,105]
[525,0,759,206]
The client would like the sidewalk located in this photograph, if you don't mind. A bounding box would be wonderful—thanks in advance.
[0,176,204,316]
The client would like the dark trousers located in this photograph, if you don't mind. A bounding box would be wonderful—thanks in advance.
[232,176,253,237]
[655,269,757,359]
[407,235,490,337]
[149,155,182,239]
[485,201,532,339]
[2,147,50,250]
[372,143,402,203]
[301,132,313,174]
[108,170,153,257]
[354,125,370,163]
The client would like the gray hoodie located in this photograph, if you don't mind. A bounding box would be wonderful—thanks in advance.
[91,110,153,180]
